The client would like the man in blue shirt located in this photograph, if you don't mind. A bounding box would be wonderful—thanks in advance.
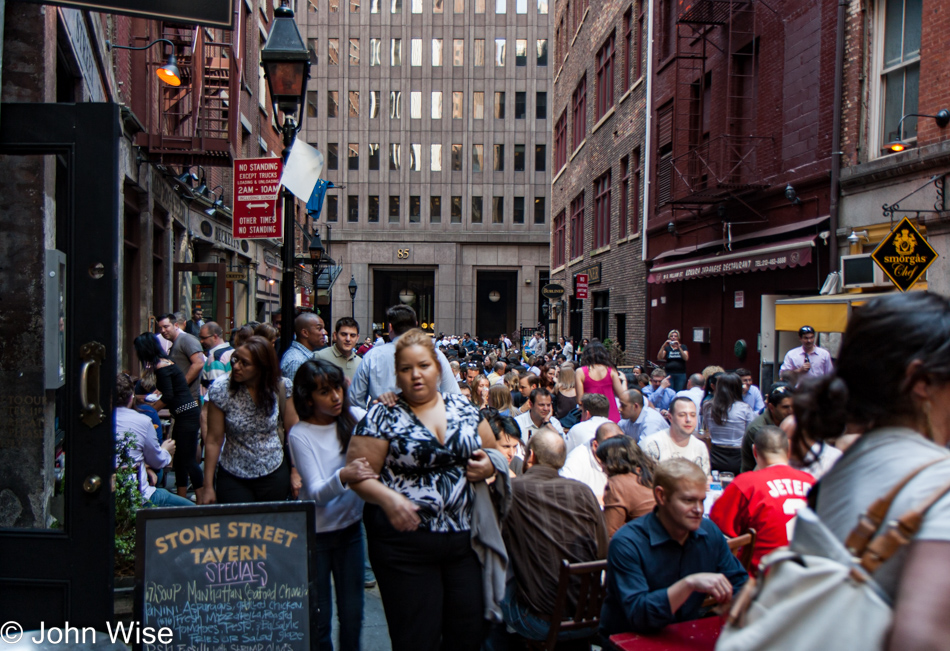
[737,367,765,413]
[642,368,676,412]
[600,458,748,635]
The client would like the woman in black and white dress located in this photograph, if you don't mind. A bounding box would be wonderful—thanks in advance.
[347,329,498,651]
[201,335,300,504]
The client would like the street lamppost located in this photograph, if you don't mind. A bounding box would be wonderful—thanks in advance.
[261,2,312,355]
[348,275,358,319]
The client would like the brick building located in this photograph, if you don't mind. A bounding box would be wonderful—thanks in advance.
[643,0,838,385]
[549,0,649,364]
[299,0,553,340]
[0,1,285,530]
[834,0,950,297]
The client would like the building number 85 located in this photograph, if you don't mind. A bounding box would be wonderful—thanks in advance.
[397,248,411,259]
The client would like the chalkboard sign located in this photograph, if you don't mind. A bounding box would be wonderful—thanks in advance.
[135,502,316,651]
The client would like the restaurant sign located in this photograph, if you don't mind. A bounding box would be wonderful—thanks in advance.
[871,217,937,292]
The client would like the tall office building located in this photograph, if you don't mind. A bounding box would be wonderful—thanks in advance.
[300,0,553,339]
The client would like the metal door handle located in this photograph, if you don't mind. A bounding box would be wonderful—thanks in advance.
[83,475,102,493]
[79,342,106,428]
[79,359,95,411]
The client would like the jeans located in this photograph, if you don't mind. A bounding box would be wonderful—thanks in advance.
[497,581,592,643]
[314,521,364,651]
[669,373,688,393]
[147,488,194,507]
[365,504,484,651]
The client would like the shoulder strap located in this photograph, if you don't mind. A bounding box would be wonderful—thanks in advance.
[844,457,945,556]
[858,459,950,573]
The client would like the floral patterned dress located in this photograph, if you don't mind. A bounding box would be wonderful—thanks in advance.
[355,392,483,532]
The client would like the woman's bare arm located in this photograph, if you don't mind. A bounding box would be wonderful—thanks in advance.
[199,403,225,504]
[888,540,950,651]
[347,436,421,531]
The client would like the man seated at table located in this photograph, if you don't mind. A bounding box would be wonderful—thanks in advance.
[710,425,814,571]
[501,427,608,644]
[600,459,748,635]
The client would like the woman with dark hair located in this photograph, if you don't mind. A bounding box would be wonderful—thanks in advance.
[133,332,203,500]
[575,342,624,423]
[794,292,950,649]
[200,335,299,504]
[346,329,498,651]
[288,360,377,651]
[702,373,754,474]
[539,363,558,392]
[596,437,657,537]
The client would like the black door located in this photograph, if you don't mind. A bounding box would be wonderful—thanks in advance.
[0,103,120,628]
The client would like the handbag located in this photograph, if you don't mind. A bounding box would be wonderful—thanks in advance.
[716,458,950,651]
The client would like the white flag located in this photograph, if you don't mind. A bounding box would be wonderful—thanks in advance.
[280,140,325,202]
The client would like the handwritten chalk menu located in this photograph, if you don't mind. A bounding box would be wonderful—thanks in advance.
[136,502,316,651]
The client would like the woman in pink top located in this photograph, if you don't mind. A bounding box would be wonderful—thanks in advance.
[574,341,625,422]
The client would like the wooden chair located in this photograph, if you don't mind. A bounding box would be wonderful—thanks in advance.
[729,529,757,572]
[701,529,758,609]
[525,559,608,651]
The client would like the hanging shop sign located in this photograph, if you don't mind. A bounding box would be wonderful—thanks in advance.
[540,283,565,300]
[871,217,938,292]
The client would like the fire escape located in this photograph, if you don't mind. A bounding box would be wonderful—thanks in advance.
[669,0,774,213]
[132,23,241,168]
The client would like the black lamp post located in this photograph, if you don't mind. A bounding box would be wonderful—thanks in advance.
[261,2,312,355]
[348,275,358,319]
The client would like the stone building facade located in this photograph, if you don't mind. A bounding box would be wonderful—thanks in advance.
[548,0,649,364]
[299,0,553,339]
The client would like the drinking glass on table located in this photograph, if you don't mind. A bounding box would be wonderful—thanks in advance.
[719,472,734,488]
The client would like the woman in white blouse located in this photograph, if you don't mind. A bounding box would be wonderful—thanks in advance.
[288,360,376,651]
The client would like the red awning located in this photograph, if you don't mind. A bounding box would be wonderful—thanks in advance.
[647,235,816,284]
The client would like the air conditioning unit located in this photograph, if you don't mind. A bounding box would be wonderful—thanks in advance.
[840,254,890,289]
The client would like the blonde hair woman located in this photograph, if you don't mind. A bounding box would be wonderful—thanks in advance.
[471,375,490,408]
[488,384,514,416]
[553,364,578,420]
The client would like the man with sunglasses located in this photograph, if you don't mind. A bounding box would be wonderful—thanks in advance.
[740,384,795,474]
[780,325,833,385]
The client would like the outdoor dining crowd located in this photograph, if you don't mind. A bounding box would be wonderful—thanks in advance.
[116,290,950,651]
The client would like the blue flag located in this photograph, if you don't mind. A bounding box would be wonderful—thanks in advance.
[307,179,336,221]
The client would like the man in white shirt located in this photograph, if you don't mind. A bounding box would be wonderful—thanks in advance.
[675,373,706,429]
[640,396,711,479]
[563,336,574,361]
[565,393,612,453]
[618,389,668,443]
[350,305,459,407]
[514,388,563,443]
[560,421,625,507]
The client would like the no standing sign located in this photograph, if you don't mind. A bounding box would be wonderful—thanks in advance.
[233,158,283,239]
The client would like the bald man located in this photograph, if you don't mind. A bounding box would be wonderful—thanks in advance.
[280,312,326,379]
[560,421,625,507]
[600,459,748,635]
[500,427,608,645]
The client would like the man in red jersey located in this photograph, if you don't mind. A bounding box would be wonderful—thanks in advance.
[710,425,814,571]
